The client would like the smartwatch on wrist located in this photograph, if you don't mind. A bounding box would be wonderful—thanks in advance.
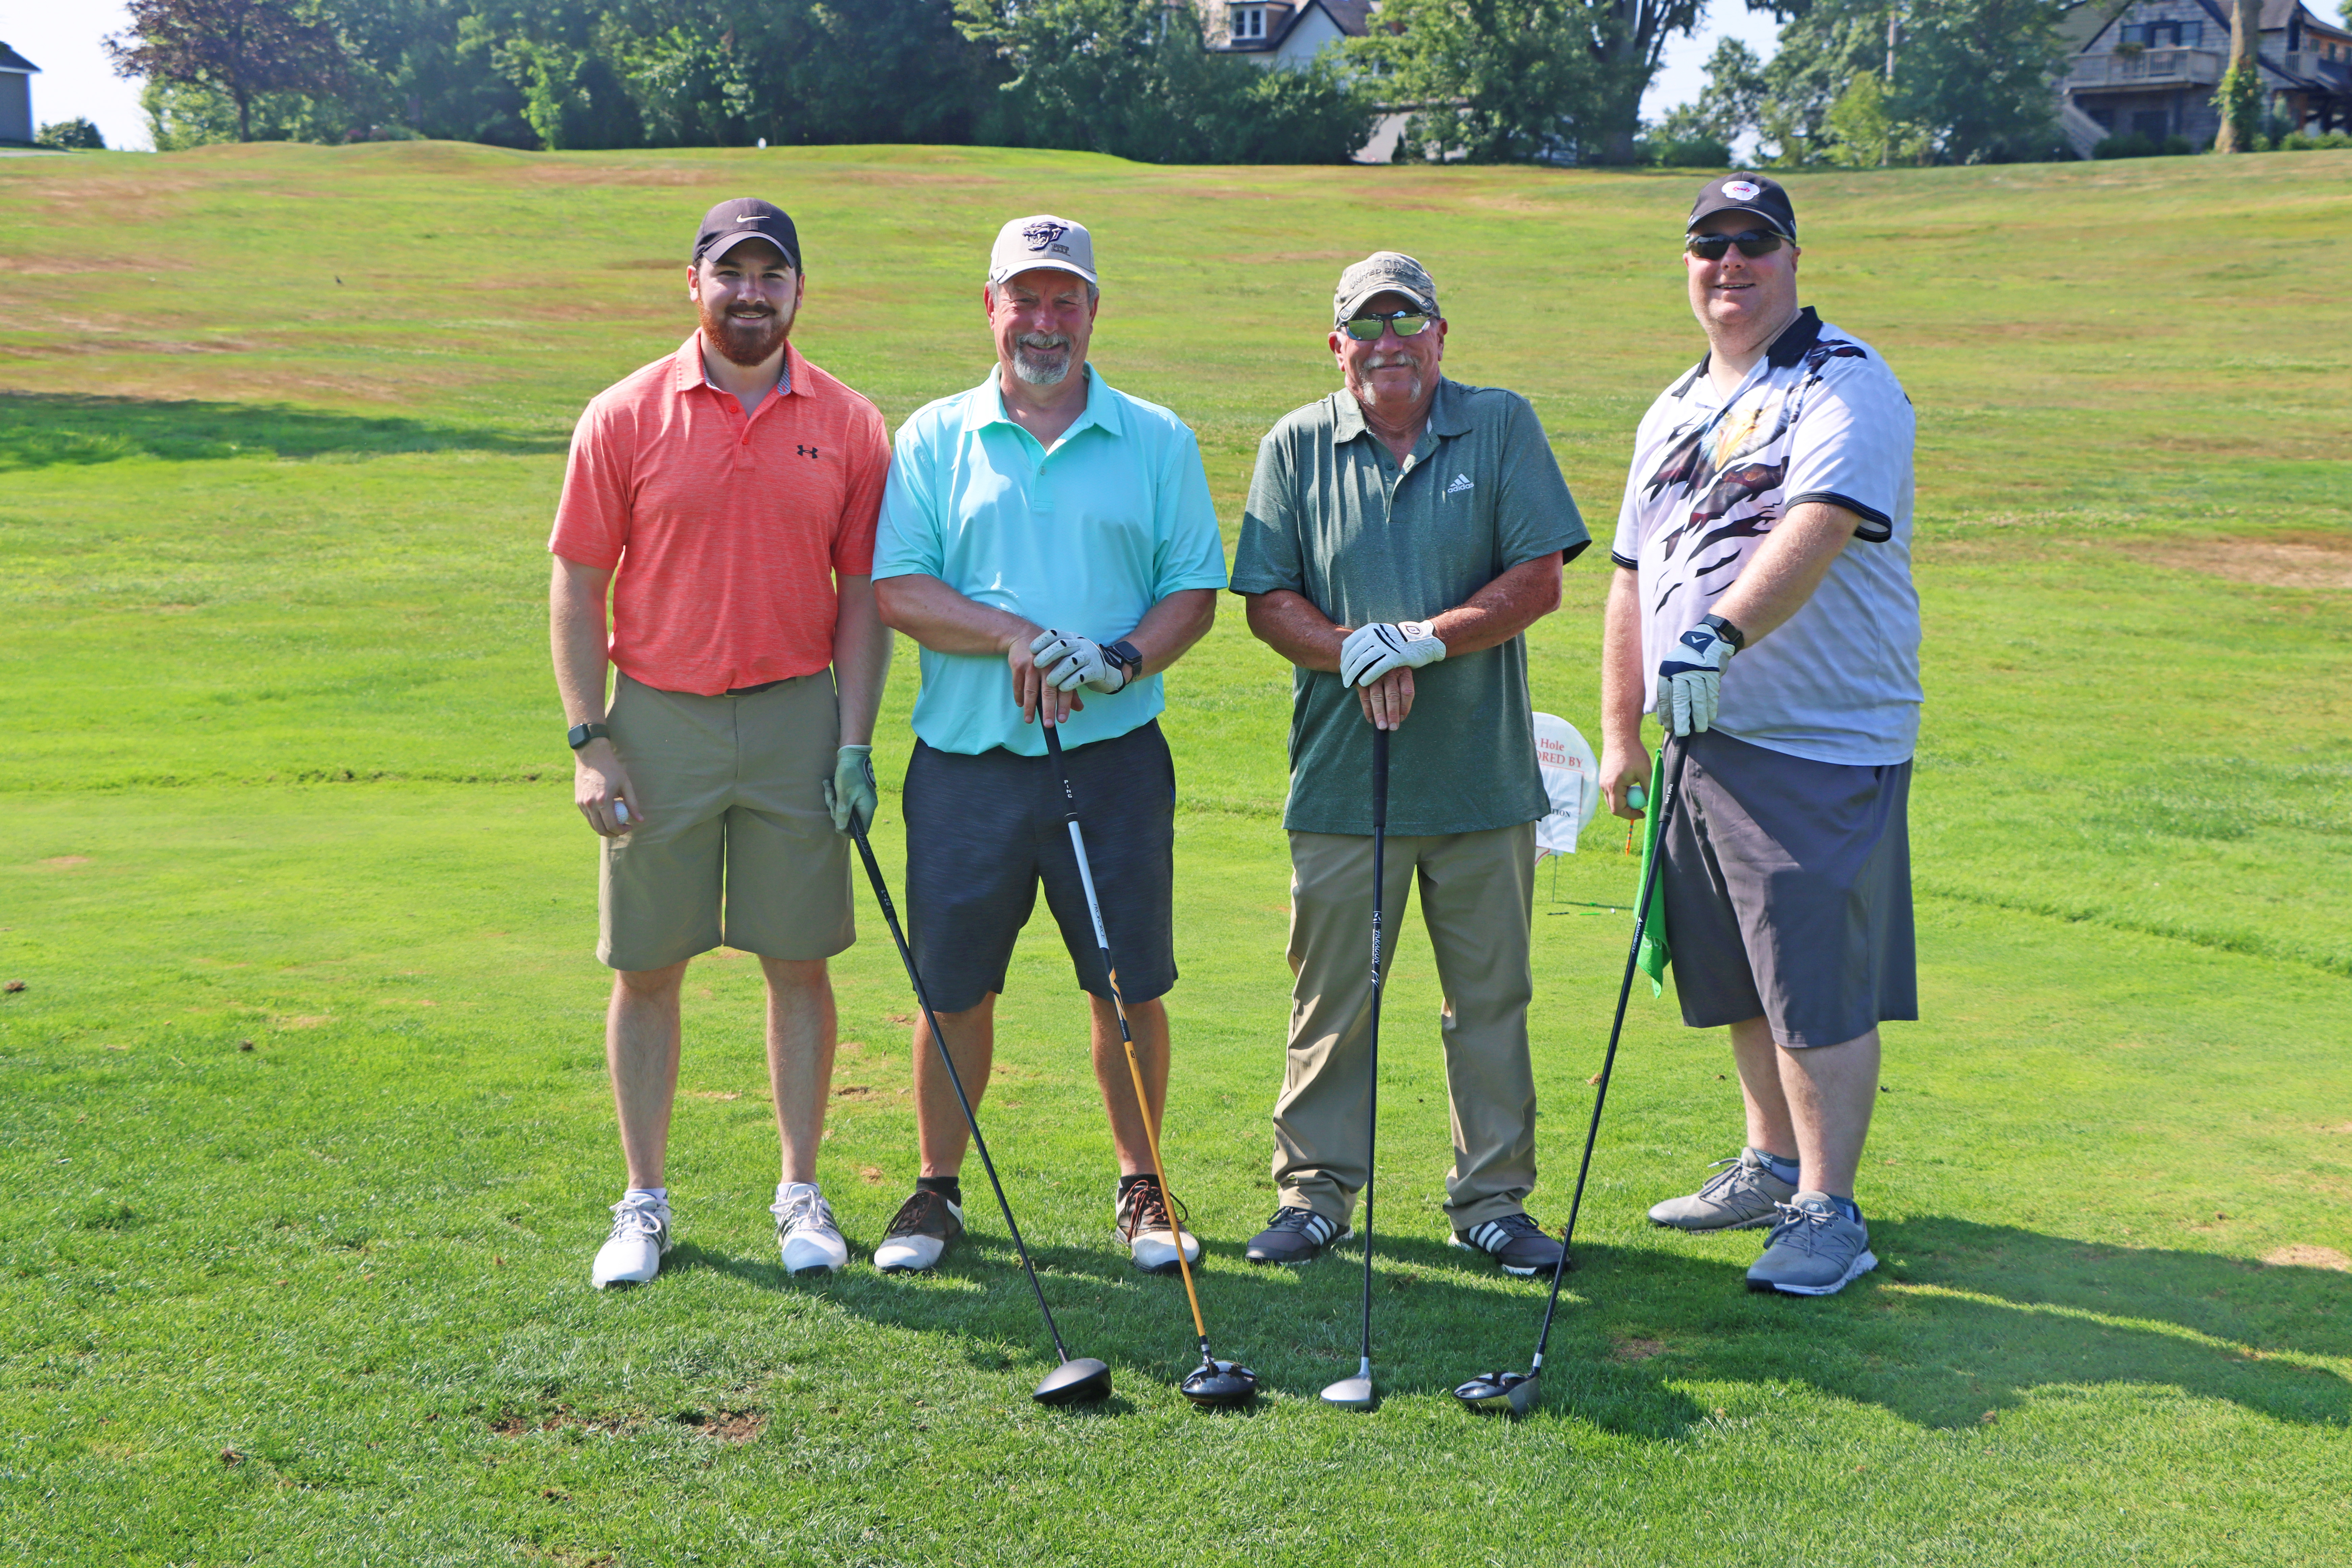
[1700,613,1746,652]
[1105,640,1145,680]
[567,722,610,751]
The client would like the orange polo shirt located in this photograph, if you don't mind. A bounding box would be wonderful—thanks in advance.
[549,335,889,696]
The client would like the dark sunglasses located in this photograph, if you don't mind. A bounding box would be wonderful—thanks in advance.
[1685,229,1787,261]
[1341,310,1437,341]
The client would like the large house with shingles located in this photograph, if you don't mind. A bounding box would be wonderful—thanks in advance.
[2062,0,2351,151]
[1203,0,1372,67]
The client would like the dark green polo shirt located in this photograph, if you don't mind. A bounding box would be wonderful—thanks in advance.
[1231,377,1589,837]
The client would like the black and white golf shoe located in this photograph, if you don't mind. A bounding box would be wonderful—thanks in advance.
[1243,1205,1347,1265]
[1452,1213,1565,1277]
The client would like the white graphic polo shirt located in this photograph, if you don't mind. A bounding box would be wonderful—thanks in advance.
[1611,307,1920,767]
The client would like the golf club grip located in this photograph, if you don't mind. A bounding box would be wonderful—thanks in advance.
[849,825,1072,1359]
[1527,741,1691,1365]
[1371,725,1388,832]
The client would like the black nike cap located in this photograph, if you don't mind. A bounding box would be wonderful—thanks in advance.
[693,198,801,270]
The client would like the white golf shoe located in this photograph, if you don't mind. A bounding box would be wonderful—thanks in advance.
[771,1182,849,1276]
[1115,1176,1201,1275]
[591,1191,673,1289]
[873,1189,964,1273]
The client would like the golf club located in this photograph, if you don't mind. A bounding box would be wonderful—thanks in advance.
[1322,722,1390,1412]
[1453,742,1690,1417]
[1039,721,1257,1409]
[848,819,1111,1407]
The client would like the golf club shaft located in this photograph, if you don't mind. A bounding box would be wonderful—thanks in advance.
[1360,724,1390,1372]
[849,822,1074,1364]
[1524,739,1691,1373]
[1038,722,1217,1355]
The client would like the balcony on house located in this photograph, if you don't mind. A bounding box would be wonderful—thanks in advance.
[2066,47,2225,89]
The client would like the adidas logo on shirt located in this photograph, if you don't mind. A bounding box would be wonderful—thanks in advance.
[1445,473,1474,495]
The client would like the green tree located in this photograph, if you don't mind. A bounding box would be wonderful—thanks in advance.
[1656,36,1767,146]
[957,0,1372,163]
[105,0,347,142]
[2213,0,2260,152]
[1744,0,2066,165]
[1346,0,1614,162]
[35,118,108,150]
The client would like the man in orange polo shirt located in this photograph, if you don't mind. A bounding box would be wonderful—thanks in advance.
[549,198,893,1288]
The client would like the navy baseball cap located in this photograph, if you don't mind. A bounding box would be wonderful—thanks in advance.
[693,198,801,269]
[1686,175,1797,241]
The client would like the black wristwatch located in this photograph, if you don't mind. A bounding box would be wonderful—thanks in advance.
[1700,613,1746,652]
[567,722,610,751]
[1105,640,1145,679]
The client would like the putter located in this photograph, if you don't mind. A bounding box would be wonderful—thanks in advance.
[848,819,1111,1407]
[1454,743,1690,1417]
[1322,723,1390,1413]
[1040,721,1257,1409]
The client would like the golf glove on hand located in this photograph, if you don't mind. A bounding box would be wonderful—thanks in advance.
[1030,629,1129,694]
[1656,617,1739,736]
[825,745,877,836]
[1340,620,1446,688]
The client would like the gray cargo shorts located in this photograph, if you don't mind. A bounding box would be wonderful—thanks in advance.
[1661,728,1917,1048]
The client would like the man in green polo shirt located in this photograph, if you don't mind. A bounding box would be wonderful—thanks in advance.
[1230,251,1590,1276]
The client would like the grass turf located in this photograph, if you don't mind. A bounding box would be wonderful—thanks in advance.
[3,143,2349,1564]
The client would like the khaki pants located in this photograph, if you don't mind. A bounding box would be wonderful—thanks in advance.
[1272,822,1537,1231]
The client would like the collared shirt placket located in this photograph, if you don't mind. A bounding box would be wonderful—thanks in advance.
[703,359,793,473]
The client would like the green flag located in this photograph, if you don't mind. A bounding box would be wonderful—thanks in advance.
[1635,747,1670,997]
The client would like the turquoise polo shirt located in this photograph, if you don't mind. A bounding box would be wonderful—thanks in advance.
[874,365,1229,757]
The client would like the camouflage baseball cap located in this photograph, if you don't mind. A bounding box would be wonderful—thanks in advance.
[1333,251,1438,326]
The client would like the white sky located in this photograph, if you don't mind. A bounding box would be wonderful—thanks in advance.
[6,0,1776,157]
[1643,4,1784,127]
[4,1,147,149]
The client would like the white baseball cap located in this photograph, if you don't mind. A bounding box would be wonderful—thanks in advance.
[988,214,1098,289]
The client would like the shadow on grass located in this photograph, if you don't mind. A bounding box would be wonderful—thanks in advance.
[0,391,564,468]
[671,1218,2350,1434]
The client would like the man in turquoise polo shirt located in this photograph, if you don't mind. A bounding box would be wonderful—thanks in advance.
[870,215,1228,1276]
[1231,251,1589,1277]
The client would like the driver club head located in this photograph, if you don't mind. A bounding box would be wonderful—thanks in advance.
[1319,1374,1375,1411]
[1032,1356,1113,1406]
[1451,1370,1540,1415]
[1180,1358,1259,1409]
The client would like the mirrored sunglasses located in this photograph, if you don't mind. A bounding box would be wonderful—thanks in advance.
[1341,310,1437,341]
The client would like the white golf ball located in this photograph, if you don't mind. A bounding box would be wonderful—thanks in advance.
[614,801,631,825]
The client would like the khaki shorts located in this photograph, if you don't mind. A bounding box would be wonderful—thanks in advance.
[597,670,853,972]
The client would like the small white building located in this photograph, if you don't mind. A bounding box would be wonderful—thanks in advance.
[0,42,38,146]
[1204,0,1372,69]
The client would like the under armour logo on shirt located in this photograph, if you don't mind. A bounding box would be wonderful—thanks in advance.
[1445,473,1474,495]
[796,445,820,459]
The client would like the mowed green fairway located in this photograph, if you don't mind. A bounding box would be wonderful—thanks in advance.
[3,143,2349,1565]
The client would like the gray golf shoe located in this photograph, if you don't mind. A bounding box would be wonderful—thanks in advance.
[1647,1149,1797,1232]
[1746,1192,1877,1296]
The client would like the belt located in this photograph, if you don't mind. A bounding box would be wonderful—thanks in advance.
[724,678,788,696]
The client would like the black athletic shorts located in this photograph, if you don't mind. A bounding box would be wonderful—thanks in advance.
[1661,728,1916,1047]
[902,720,1178,1013]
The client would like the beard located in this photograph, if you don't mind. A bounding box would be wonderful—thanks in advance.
[1354,354,1423,408]
[700,297,793,367]
[1009,332,1074,387]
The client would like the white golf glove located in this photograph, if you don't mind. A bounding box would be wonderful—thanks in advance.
[1656,616,1740,736]
[1339,620,1446,687]
[1030,629,1130,694]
